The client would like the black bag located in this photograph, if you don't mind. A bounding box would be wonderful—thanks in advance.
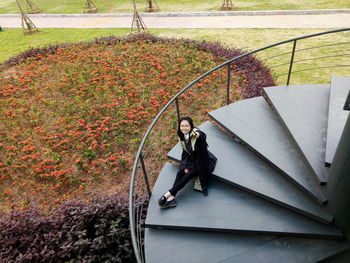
[193,150,217,192]
[208,150,217,173]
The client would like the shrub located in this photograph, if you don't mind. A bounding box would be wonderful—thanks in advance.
[0,194,147,262]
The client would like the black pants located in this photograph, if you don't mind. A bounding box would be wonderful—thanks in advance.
[169,168,199,196]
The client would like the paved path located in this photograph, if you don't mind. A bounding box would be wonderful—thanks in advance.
[1,11,350,28]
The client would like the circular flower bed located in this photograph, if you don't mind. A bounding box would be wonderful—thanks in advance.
[0,34,275,212]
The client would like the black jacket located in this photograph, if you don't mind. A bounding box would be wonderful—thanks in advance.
[179,128,217,191]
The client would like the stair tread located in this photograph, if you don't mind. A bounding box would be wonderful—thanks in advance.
[321,248,350,263]
[145,228,350,263]
[325,76,350,166]
[167,121,333,224]
[264,84,330,183]
[145,228,274,263]
[208,96,326,203]
[219,235,350,263]
[145,163,342,238]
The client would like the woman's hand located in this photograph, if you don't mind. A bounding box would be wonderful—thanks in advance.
[184,168,190,173]
[194,131,200,137]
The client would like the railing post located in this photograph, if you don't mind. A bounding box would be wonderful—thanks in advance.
[227,63,231,105]
[139,153,152,198]
[129,208,143,263]
[175,97,181,123]
[344,90,350,110]
[286,40,297,86]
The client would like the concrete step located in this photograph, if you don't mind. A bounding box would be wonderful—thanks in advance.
[145,228,275,263]
[325,76,350,166]
[145,229,350,263]
[208,96,326,204]
[320,248,350,263]
[167,121,333,224]
[145,163,342,239]
[218,236,350,263]
[264,84,330,183]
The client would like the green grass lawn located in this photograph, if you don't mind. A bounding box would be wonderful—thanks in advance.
[0,0,349,14]
[1,28,350,85]
[0,28,129,62]
[154,28,350,85]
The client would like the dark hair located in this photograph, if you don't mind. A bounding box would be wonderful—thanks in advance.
[177,117,194,141]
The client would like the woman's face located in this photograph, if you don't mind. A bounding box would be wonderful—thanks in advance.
[180,120,191,135]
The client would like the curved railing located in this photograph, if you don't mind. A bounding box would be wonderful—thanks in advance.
[129,28,350,263]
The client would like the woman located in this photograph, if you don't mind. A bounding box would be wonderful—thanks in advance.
[158,116,217,209]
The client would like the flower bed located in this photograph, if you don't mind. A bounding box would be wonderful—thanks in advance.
[0,33,275,212]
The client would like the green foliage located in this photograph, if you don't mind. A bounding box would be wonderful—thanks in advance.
[46,149,62,163]
[0,194,145,262]
[83,148,97,162]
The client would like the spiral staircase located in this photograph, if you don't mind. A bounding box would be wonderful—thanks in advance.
[142,76,350,262]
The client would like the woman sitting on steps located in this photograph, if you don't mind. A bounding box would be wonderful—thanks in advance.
[158,116,217,209]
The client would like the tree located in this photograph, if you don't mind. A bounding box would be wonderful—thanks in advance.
[84,0,98,14]
[220,0,234,11]
[131,0,148,33]
[26,0,41,14]
[145,0,160,12]
[16,0,39,35]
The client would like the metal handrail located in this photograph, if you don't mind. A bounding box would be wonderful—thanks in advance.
[276,64,350,77]
[270,53,350,70]
[129,27,350,263]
